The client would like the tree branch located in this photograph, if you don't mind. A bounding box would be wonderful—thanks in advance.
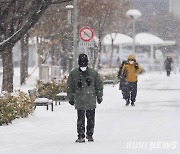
[0,0,72,52]
[51,0,72,4]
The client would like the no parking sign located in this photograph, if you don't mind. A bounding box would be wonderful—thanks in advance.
[79,26,94,42]
[78,26,95,65]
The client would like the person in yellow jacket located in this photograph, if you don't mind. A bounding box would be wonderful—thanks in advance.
[121,54,142,106]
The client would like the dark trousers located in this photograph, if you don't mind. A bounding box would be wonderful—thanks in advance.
[166,69,171,76]
[123,82,137,103]
[77,109,95,138]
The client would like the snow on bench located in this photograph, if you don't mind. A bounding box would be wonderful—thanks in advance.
[28,89,54,111]
[54,92,67,105]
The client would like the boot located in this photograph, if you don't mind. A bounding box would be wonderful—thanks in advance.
[75,137,85,143]
[125,99,130,106]
[131,102,135,106]
[86,136,94,142]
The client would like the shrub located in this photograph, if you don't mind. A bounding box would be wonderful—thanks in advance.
[98,68,119,83]
[0,91,34,126]
[15,91,34,118]
[101,73,117,81]
[36,75,67,100]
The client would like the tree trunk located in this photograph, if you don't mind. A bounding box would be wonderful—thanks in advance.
[92,47,98,69]
[20,34,29,85]
[97,40,102,69]
[109,39,114,67]
[2,48,14,92]
[51,46,59,66]
[51,49,56,66]
[37,42,43,80]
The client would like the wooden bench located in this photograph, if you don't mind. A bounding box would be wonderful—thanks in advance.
[54,92,67,105]
[28,89,54,111]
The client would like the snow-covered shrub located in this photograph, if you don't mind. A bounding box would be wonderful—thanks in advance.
[98,68,119,84]
[101,73,117,81]
[15,91,34,118]
[0,91,34,126]
[36,76,67,100]
[0,94,17,125]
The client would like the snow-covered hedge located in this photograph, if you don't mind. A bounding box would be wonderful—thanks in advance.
[99,68,119,84]
[0,91,34,126]
[100,72,118,84]
[101,73,117,81]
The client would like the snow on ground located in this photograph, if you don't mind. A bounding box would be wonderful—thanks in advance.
[1,68,180,154]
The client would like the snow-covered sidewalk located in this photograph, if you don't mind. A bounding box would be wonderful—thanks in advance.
[1,72,180,154]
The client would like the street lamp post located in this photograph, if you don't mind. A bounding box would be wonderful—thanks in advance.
[65,5,74,25]
[126,9,142,54]
[65,1,78,69]
[65,4,74,72]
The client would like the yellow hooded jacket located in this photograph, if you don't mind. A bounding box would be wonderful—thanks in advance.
[121,54,142,82]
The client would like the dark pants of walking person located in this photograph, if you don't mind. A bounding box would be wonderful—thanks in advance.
[119,78,127,99]
[77,109,95,139]
[166,68,171,76]
[124,82,137,103]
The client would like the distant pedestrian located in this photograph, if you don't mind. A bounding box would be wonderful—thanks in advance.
[67,53,103,143]
[121,54,142,106]
[164,56,173,76]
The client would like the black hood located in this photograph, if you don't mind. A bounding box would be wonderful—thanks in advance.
[78,54,88,67]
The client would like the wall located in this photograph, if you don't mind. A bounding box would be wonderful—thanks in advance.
[169,0,180,17]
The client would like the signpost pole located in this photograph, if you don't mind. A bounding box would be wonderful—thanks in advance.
[73,0,78,68]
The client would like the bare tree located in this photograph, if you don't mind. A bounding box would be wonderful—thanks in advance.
[31,3,72,72]
[0,0,71,92]
[78,0,130,69]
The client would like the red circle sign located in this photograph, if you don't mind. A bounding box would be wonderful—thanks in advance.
[79,26,94,42]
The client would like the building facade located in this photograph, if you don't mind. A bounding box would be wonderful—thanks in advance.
[169,0,180,17]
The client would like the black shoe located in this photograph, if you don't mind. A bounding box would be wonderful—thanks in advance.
[126,102,130,106]
[86,136,94,142]
[125,99,130,106]
[75,138,85,143]
[131,102,135,106]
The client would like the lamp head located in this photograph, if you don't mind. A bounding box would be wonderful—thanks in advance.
[126,9,142,20]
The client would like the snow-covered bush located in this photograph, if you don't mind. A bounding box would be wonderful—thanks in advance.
[15,91,34,118]
[99,68,119,84]
[101,73,117,81]
[0,91,34,126]
[36,76,67,100]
